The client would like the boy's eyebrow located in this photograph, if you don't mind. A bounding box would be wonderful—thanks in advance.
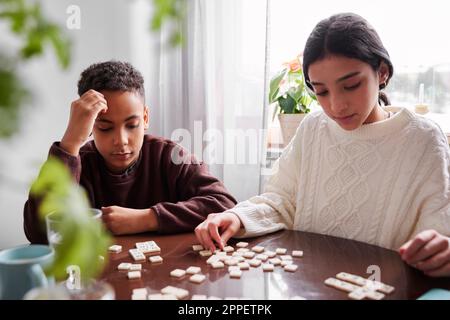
[310,71,361,86]
[96,115,140,123]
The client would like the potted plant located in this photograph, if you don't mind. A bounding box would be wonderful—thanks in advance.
[268,54,316,145]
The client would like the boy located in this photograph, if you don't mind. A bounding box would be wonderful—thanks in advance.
[24,61,237,244]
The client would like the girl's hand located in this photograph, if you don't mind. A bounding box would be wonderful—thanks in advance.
[399,230,450,277]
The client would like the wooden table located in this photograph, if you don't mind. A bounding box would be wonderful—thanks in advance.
[100,230,450,300]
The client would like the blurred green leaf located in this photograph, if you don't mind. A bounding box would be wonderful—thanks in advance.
[31,157,112,282]
[151,0,186,47]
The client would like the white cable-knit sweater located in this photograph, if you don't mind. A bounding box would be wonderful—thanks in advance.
[230,108,450,250]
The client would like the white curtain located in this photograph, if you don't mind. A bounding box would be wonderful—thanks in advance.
[134,0,268,201]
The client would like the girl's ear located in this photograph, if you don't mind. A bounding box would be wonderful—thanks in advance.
[378,61,390,84]
[144,106,149,130]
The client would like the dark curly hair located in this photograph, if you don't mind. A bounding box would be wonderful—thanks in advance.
[77,61,145,101]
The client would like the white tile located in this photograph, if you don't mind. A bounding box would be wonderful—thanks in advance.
[170,269,186,278]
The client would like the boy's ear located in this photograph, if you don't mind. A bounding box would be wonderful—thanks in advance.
[144,105,149,130]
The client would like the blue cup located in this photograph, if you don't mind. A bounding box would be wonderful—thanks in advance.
[0,244,54,300]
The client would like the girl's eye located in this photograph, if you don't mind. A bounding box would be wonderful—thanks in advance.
[98,127,112,132]
[344,82,361,90]
[316,90,328,97]
[127,124,139,129]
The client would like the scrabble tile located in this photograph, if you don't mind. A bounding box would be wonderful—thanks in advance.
[251,246,265,253]
[108,245,122,253]
[149,255,163,263]
[129,249,146,262]
[127,271,141,279]
[129,264,142,271]
[211,261,225,269]
[232,252,243,257]
[236,242,249,248]
[228,266,240,273]
[276,248,287,255]
[255,254,268,261]
[269,258,281,266]
[206,255,220,265]
[199,250,213,257]
[186,266,201,275]
[189,274,206,284]
[191,295,208,300]
[348,289,366,300]
[223,246,234,253]
[236,256,245,263]
[280,255,293,261]
[192,244,204,251]
[265,251,277,258]
[243,251,256,259]
[262,264,274,272]
[224,258,239,266]
[170,269,186,278]
[324,278,360,293]
[281,260,293,266]
[131,293,147,300]
[117,262,131,271]
[161,286,189,299]
[229,269,242,278]
[292,250,304,258]
[284,264,298,272]
[359,288,385,300]
[135,241,161,254]
[132,288,148,296]
[335,272,394,294]
[238,262,250,270]
[377,284,395,295]
[248,259,262,267]
[236,248,249,253]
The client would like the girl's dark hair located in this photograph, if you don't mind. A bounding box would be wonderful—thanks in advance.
[303,13,393,106]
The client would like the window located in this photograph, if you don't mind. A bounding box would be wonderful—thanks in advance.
[267,0,450,139]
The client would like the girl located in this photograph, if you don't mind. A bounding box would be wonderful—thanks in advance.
[195,13,450,277]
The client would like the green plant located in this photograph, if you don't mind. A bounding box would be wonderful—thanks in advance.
[151,0,186,46]
[30,157,111,281]
[269,55,316,115]
[0,0,71,138]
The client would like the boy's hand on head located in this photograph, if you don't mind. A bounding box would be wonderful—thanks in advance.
[101,205,158,235]
[61,89,108,156]
[195,212,242,252]
[399,230,450,277]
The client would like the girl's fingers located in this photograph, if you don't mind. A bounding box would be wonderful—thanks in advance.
[409,236,449,264]
[417,247,450,272]
[401,230,437,262]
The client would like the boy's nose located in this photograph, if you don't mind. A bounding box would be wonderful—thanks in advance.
[113,129,128,146]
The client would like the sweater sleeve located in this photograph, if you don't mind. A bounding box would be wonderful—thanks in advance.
[410,131,450,238]
[227,124,304,239]
[23,142,82,244]
[152,147,237,233]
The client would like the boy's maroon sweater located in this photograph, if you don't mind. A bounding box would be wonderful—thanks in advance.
[24,135,237,243]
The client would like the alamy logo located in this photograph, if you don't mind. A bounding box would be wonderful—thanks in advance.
[66,5,81,30]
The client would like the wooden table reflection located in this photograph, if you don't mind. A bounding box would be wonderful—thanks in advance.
[100,230,450,300]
